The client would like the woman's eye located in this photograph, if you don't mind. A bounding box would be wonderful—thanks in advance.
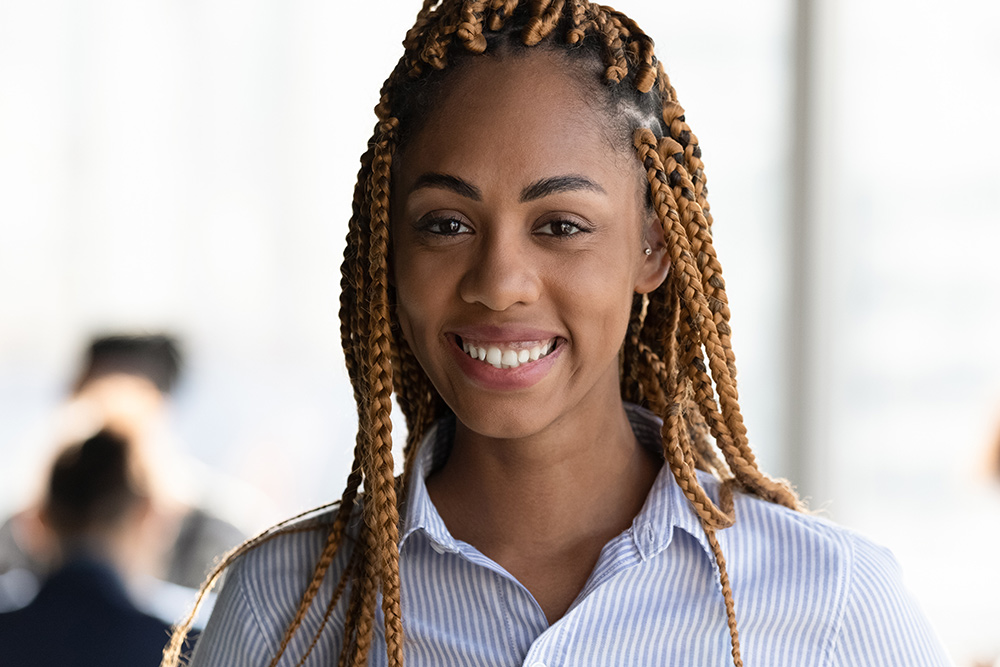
[536,219,589,237]
[421,216,471,236]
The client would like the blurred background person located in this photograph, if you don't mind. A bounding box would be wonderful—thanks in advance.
[0,334,249,621]
[0,428,171,666]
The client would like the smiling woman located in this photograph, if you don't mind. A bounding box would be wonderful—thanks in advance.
[392,51,668,443]
[162,2,951,666]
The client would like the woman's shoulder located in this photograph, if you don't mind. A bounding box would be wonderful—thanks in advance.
[233,506,346,574]
[694,471,885,559]
[189,506,355,666]
[697,475,950,664]
[230,507,348,594]
[708,473,905,594]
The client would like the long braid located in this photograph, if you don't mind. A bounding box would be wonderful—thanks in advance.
[705,524,744,667]
[342,147,376,408]
[294,545,362,667]
[263,441,366,666]
[655,63,736,381]
[649,129,800,510]
[633,320,731,531]
[160,522,332,666]
[363,119,404,666]
[635,126,749,663]
[345,532,379,667]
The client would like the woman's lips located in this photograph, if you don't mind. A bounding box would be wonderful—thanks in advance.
[446,332,564,390]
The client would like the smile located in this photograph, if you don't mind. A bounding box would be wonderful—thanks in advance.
[457,337,558,370]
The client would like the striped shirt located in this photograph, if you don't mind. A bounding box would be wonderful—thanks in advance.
[190,404,952,666]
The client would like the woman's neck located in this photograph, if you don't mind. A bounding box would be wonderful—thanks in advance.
[424,398,662,623]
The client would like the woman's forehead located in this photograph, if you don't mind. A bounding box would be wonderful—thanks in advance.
[394,54,633,192]
[424,51,600,126]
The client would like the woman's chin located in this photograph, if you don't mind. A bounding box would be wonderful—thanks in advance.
[449,400,557,443]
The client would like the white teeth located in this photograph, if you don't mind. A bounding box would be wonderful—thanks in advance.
[461,338,557,369]
[500,350,518,368]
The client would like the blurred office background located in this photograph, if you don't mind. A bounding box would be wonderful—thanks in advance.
[0,0,997,661]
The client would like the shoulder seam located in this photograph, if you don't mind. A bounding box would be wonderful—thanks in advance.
[232,553,281,661]
[822,528,855,667]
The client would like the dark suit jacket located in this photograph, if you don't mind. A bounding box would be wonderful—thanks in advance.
[0,557,171,666]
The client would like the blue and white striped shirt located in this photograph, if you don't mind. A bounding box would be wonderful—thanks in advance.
[190,405,951,666]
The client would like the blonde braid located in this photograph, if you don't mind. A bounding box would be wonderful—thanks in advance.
[294,546,362,667]
[404,0,449,60]
[638,128,799,509]
[565,0,592,44]
[457,0,489,52]
[655,134,771,484]
[705,525,744,667]
[159,494,351,666]
[486,0,519,31]
[654,64,737,382]
[342,148,376,408]
[635,127,747,665]
[605,9,656,92]
[363,120,404,666]
[661,130,737,382]
[345,534,379,667]
[592,10,628,84]
[263,448,366,666]
[636,132,735,412]
[522,0,566,45]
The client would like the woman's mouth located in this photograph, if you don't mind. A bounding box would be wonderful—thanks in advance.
[456,336,558,370]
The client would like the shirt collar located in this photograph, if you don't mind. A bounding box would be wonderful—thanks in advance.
[399,403,721,577]
[621,403,720,575]
[399,417,461,553]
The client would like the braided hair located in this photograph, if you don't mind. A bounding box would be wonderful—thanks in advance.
[162,3,799,666]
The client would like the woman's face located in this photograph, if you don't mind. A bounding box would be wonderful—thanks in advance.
[391,51,669,441]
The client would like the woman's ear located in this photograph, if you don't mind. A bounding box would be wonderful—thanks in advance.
[634,215,671,294]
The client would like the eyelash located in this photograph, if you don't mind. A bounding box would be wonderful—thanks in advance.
[415,215,593,239]
[418,216,471,236]
[535,219,591,237]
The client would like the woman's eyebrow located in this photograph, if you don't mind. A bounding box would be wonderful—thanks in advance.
[411,172,482,200]
[519,175,606,202]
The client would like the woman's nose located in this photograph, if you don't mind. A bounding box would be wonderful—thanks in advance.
[458,236,541,311]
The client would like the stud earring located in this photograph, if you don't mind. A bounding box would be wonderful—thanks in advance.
[644,247,652,256]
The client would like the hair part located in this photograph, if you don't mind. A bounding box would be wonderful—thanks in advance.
[162,3,799,666]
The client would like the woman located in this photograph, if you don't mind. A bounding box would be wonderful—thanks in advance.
[165,2,950,665]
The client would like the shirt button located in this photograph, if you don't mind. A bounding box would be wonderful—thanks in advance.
[529,662,547,667]
[429,541,448,554]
